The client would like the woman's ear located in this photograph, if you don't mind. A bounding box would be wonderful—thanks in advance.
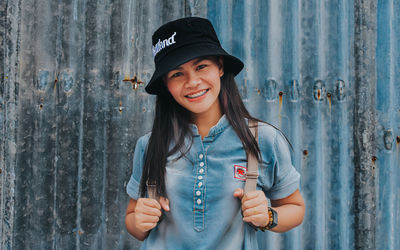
[218,56,224,77]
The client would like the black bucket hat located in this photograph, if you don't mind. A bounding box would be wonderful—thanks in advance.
[145,17,244,95]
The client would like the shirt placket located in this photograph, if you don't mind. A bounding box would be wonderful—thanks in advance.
[193,151,206,231]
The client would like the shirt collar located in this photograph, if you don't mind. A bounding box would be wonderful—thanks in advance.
[190,114,229,138]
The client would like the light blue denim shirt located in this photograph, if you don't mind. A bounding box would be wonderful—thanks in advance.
[126,115,300,250]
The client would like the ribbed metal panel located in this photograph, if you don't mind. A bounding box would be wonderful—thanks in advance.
[0,0,399,249]
[376,1,400,250]
[209,1,355,249]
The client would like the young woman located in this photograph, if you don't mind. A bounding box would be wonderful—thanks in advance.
[125,17,305,249]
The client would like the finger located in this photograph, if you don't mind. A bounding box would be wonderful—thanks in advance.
[159,197,170,212]
[242,197,267,210]
[233,188,244,199]
[241,190,264,202]
[242,214,268,226]
[242,205,267,218]
[141,198,162,210]
[137,205,162,217]
[139,222,158,232]
[137,213,160,224]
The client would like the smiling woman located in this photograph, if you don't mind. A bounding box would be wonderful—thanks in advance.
[164,56,224,131]
[125,17,305,250]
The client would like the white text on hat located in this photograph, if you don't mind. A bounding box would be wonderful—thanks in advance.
[152,32,177,57]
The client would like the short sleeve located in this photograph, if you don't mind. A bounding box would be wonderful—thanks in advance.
[126,134,149,200]
[259,126,300,200]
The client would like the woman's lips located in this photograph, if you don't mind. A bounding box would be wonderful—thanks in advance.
[185,89,209,99]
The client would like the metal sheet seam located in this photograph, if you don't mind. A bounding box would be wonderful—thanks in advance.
[76,0,88,248]
[51,0,64,247]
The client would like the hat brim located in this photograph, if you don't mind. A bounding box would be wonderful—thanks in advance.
[145,43,244,95]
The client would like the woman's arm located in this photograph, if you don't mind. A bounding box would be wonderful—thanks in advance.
[125,197,170,241]
[269,189,305,232]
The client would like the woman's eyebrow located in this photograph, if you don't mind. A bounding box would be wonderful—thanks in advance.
[192,57,207,65]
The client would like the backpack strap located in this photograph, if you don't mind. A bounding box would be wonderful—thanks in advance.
[244,119,259,193]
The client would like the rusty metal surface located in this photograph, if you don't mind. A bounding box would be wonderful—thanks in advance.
[1,0,399,249]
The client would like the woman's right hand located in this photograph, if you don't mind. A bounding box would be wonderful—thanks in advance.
[133,197,170,233]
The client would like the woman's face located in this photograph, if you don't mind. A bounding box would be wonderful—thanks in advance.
[164,56,224,116]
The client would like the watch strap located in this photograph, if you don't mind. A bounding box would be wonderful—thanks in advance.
[258,207,278,231]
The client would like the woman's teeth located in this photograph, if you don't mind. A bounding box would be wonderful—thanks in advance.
[186,89,208,98]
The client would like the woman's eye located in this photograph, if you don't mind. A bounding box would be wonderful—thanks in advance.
[171,72,182,78]
[197,64,207,70]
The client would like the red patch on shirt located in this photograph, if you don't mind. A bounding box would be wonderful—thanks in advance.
[234,165,247,181]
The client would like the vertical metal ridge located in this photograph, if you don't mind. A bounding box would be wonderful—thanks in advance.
[283,0,301,248]
[391,1,400,247]
[316,0,325,78]
[316,2,328,249]
[299,0,325,249]
[242,0,257,105]
[185,0,207,18]
[51,0,64,248]
[122,0,134,78]
[336,1,354,249]
[314,106,325,250]
[353,0,377,249]
[101,109,108,249]
[76,67,84,250]
[75,0,88,248]
[214,0,231,47]
[1,0,21,248]
[76,62,84,250]
[376,0,397,249]
[267,0,282,80]
[0,0,7,247]
[95,0,112,247]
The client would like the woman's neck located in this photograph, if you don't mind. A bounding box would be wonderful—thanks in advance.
[191,104,223,139]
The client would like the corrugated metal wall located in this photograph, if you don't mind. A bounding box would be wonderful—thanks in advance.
[1,0,399,249]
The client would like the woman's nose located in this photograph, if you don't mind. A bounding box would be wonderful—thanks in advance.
[186,71,201,87]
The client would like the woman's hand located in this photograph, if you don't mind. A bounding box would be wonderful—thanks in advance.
[233,188,269,227]
[234,188,305,232]
[134,197,170,232]
[125,197,170,240]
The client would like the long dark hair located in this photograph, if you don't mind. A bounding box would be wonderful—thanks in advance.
[139,68,262,198]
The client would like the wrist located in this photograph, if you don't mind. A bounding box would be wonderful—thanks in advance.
[257,207,278,231]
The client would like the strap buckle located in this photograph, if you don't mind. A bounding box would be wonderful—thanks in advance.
[246,171,258,179]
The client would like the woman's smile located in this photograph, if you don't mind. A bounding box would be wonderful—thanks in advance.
[185,88,210,100]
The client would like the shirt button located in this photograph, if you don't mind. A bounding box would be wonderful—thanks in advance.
[199,168,204,174]
[199,162,204,167]
[199,154,204,159]
[197,199,202,205]
[198,176,203,180]
[196,191,201,196]
[198,182,203,187]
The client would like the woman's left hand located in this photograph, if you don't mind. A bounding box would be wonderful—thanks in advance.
[233,188,269,227]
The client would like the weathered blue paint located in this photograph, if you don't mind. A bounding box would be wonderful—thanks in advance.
[376,1,400,250]
[1,0,400,249]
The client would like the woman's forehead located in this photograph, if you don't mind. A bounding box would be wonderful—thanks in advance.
[173,56,221,70]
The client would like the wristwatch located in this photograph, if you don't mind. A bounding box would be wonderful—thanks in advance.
[258,207,278,231]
